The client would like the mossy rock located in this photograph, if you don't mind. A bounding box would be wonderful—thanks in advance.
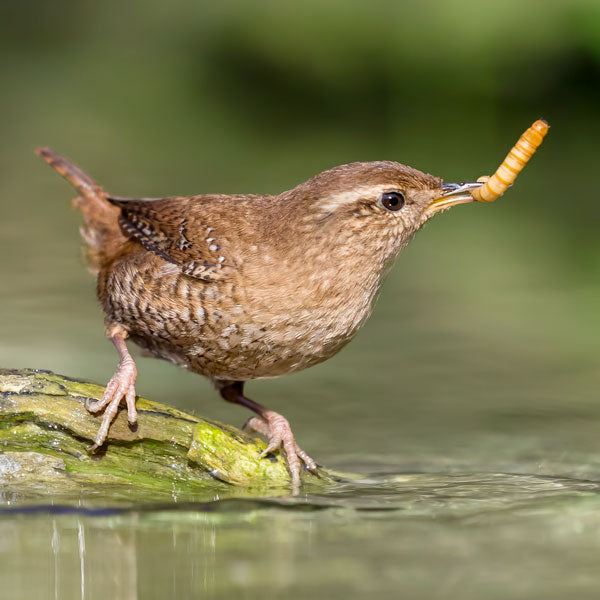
[0,368,326,502]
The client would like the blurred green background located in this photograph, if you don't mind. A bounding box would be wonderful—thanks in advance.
[0,0,599,464]
[2,2,600,599]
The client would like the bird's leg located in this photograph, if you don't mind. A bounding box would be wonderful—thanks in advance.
[85,324,138,451]
[217,381,317,486]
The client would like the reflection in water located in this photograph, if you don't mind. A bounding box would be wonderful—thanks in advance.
[77,520,85,600]
[52,520,59,600]
[202,516,216,595]
[37,516,140,599]
[3,471,600,599]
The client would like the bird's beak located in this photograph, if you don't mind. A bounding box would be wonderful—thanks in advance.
[426,182,484,216]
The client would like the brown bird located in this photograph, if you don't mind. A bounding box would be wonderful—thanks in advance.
[36,147,482,486]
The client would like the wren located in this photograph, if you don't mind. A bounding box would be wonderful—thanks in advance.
[36,147,483,486]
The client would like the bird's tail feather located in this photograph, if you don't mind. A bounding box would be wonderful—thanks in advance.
[35,147,126,273]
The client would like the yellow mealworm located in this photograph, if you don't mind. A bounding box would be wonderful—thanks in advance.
[471,119,549,202]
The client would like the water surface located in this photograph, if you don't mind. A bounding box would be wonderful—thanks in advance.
[3,468,600,599]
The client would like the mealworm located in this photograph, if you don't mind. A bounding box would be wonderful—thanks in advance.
[471,119,549,202]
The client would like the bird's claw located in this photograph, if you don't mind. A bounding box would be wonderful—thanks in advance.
[244,413,317,486]
[85,360,137,450]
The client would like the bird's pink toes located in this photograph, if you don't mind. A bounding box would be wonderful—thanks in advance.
[244,411,317,486]
[86,360,137,451]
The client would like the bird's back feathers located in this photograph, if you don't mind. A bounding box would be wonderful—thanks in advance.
[108,196,233,281]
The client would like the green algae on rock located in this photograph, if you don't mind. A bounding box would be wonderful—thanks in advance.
[0,368,323,499]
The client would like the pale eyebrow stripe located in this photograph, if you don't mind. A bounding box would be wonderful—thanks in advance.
[319,184,393,213]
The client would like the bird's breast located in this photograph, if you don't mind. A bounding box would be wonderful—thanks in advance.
[100,250,381,380]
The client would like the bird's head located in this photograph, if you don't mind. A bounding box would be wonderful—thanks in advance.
[285,161,482,269]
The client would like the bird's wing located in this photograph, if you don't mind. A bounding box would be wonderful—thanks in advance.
[107,196,234,281]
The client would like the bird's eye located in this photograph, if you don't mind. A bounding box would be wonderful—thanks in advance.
[380,191,405,211]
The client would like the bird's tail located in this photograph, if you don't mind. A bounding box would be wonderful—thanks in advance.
[35,147,126,274]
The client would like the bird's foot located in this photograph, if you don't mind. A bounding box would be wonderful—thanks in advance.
[244,411,317,487]
[85,359,137,451]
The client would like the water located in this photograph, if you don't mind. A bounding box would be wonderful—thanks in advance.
[3,470,600,599]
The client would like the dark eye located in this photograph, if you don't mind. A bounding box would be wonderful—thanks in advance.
[381,191,405,211]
